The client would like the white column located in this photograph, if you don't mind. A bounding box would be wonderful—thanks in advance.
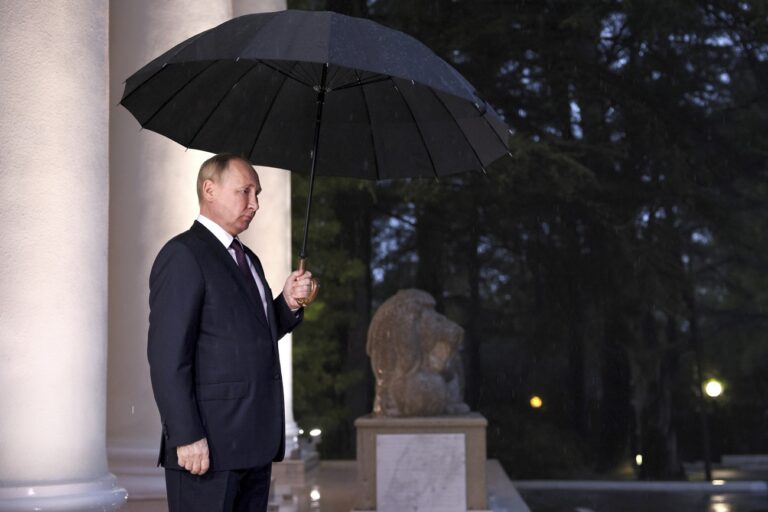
[234,0,286,15]
[231,0,298,460]
[107,0,232,499]
[240,163,299,459]
[0,1,127,510]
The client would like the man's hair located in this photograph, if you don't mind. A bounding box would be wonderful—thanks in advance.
[196,153,253,202]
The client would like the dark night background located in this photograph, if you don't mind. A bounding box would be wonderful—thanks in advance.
[286,0,768,480]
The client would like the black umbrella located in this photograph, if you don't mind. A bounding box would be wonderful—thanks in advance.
[121,9,511,304]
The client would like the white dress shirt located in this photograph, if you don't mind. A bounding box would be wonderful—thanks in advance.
[196,214,270,320]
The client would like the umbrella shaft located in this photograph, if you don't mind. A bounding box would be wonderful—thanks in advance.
[299,63,328,260]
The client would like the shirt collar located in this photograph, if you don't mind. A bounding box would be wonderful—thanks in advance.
[196,214,235,249]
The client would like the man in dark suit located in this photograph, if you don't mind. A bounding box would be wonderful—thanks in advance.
[148,153,312,511]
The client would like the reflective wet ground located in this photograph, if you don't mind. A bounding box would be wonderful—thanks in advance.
[518,489,768,512]
[119,460,768,512]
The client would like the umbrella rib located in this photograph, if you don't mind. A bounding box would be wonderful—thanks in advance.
[428,88,487,173]
[328,66,358,90]
[257,60,313,89]
[332,75,390,91]
[481,111,513,157]
[120,65,167,107]
[292,61,318,88]
[141,60,221,128]
[356,70,381,180]
[186,61,261,149]
[120,31,208,105]
[327,64,344,88]
[388,78,440,179]
[246,70,291,161]
[456,98,511,157]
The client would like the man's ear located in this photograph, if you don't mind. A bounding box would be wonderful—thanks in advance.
[202,179,216,202]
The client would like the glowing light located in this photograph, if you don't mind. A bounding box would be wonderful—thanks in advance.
[298,429,304,435]
[711,502,730,512]
[309,428,322,437]
[635,454,643,466]
[712,479,726,486]
[310,489,321,501]
[529,395,543,409]
[705,379,724,398]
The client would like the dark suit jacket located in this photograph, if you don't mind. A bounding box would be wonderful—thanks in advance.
[147,220,302,471]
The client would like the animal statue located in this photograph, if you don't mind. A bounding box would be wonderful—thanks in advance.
[367,289,470,417]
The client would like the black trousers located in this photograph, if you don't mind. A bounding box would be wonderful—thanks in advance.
[165,464,272,512]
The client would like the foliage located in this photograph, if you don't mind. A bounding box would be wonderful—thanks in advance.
[287,0,768,478]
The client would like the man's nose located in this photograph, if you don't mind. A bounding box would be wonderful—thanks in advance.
[248,193,258,210]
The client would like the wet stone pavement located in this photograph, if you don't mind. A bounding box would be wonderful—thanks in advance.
[518,489,768,512]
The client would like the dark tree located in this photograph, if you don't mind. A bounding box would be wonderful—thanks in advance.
[287,0,768,478]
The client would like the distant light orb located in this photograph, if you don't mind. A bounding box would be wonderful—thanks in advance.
[310,488,321,501]
[529,395,543,409]
[309,428,322,437]
[635,454,643,466]
[705,379,724,398]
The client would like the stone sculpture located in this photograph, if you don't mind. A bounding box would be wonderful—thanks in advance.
[367,289,470,417]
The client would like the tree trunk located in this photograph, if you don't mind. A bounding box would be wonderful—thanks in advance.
[416,202,445,310]
[339,188,373,454]
[463,184,481,409]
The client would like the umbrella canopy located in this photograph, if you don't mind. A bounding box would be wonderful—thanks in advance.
[121,9,511,305]
[120,9,510,181]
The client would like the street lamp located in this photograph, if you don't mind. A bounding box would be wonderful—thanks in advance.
[697,377,725,481]
[704,378,723,398]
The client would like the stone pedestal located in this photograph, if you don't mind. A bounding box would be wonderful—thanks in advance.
[354,414,489,512]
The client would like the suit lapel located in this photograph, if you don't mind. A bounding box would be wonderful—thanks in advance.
[190,222,269,329]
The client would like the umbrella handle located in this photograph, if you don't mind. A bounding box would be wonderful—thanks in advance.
[296,257,319,307]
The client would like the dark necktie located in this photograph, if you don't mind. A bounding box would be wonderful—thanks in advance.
[230,238,268,324]
[231,238,254,284]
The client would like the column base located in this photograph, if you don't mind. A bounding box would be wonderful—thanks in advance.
[108,442,166,500]
[272,451,320,487]
[0,473,127,511]
[284,418,301,459]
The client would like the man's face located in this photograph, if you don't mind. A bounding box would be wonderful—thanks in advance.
[204,159,261,236]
